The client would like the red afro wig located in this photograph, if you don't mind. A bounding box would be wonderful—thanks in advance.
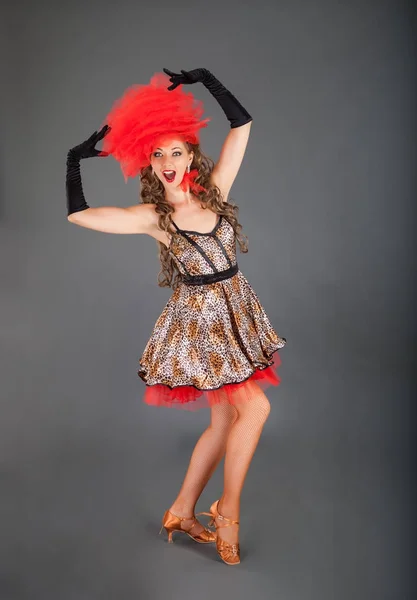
[100,72,210,182]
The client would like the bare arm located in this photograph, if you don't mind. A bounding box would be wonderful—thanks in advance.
[211,121,252,200]
[67,203,155,235]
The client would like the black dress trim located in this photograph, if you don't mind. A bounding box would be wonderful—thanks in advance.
[172,214,222,236]
[180,263,239,286]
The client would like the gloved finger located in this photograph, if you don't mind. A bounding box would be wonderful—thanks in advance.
[93,127,107,143]
[163,68,177,77]
[98,151,109,157]
[86,131,98,144]
[167,82,179,91]
[180,69,191,77]
[97,125,111,140]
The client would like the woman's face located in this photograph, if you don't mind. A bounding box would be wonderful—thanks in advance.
[150,139,193,189]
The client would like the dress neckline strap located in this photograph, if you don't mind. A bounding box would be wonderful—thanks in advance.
[172,215,222,236]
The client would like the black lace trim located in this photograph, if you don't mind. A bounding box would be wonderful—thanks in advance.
[180,263,239,286]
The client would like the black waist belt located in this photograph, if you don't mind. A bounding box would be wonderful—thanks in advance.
[181,263,239,286]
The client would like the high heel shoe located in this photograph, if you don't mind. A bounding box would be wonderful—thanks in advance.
[159,509,216,544]
[206,499,241,565]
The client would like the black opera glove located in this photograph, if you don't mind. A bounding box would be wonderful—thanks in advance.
[66,125,111,217]
[163,67,252,129]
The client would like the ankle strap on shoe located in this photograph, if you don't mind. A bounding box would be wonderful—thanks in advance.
[216,512,239,528]
[168,511,199,528]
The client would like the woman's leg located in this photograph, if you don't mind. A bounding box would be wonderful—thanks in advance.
[169,402,238,532]
[215,381,271,544]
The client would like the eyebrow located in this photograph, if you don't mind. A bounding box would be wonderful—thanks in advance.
[155,147,182,151]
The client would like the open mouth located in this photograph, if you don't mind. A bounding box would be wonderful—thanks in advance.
[162,170,176,183]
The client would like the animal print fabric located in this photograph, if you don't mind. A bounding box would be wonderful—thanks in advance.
[137,215,287,409]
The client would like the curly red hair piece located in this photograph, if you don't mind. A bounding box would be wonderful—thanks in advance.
[100,72,210,182]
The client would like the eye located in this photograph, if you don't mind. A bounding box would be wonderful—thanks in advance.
[153,151,162,158]
[173,151,182,156]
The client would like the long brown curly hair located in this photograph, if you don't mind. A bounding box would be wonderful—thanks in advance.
[139,141,248,290]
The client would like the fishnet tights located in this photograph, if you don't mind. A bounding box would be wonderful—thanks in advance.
[169,402,237,533]
[170,380,270,541]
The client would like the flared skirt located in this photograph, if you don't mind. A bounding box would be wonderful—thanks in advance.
[137,270,286,410]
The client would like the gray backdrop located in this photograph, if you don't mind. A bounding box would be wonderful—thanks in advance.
[1,0,415,599]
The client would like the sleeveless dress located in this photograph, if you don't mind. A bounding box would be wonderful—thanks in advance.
[137,214,287,410]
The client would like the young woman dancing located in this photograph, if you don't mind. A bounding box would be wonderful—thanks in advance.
[66,68,287,565]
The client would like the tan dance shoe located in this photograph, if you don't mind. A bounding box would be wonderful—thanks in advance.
[205,499,241,565]
[159,509,216,544]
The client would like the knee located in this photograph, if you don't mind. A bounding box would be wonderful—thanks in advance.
[257,395,271,424]
[238,392,271,426]
[210,404,238,432]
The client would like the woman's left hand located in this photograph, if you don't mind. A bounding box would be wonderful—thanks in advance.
[163,68,208,91]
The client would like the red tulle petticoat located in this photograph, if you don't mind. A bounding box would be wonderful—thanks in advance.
[142,350,282,411]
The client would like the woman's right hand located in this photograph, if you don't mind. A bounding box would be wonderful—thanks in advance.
[68,125,111,160]
[66,125,111,217]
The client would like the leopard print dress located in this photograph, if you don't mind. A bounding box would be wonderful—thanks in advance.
[137,214,287,409]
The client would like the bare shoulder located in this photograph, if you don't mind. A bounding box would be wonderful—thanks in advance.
[126,203,171,246]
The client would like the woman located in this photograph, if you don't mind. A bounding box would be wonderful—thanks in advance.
[66,68,287,566]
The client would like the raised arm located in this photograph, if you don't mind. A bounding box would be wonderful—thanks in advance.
[163,68,253,198]
[210,122,252,200]
[66,125,155,235]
